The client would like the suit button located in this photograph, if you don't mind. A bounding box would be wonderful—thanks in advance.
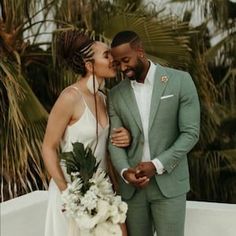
[171,164,177,169]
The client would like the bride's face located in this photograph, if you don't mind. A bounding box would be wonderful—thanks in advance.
[91,42,116,79]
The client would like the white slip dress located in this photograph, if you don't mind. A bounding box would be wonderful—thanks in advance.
[44,88,109,236]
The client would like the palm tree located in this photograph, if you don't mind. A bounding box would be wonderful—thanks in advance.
[0,0,55,201]
[1,0,234,203]
[0,0,196,201]
[168,0,236,203]
[49,0,236,203]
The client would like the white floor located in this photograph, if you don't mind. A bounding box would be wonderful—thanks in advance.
[1,191,236,236]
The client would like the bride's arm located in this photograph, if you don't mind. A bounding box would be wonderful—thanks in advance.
[111,127,131,148]
[42,89,78,192]
[120,223,128,236]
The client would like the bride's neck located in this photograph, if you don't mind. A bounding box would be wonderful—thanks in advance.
[77,75,104,95]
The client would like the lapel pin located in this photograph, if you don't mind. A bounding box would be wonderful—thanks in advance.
[161,75,168,83]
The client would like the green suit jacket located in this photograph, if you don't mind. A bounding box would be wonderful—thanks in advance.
[108,63,200,200]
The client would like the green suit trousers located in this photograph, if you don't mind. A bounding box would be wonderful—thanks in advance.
[125,178,186,236]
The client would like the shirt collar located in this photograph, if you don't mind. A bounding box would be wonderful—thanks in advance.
[131,61,156,87]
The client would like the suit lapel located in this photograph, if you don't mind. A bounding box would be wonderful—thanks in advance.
[149,64,169,130]
[118,79,143,131]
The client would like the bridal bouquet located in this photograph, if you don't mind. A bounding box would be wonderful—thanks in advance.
[60,142,127,236]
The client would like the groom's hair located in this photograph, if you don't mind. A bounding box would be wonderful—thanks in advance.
[111,30,142,49]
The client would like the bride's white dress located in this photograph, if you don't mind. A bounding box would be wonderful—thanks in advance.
[44,89,109,236]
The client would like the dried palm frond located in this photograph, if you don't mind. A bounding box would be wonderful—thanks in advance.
[0,56,48,201]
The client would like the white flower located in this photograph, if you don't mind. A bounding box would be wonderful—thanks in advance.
[94,222,122,236]
[76,213,98,230]
[118,201,128,214]
[75,199,110,230]
[80,189,97,212]
[92,168,107,182]
[95,199,110,223]
[78,228,91,236]
[118,213,127,224]
[60,164,128,232]
[111,214,121,224]
[66,178,83,194]
[109,205,118,216]
[89,185,99,195]
[113,195,122,205]
[71,171,80,177]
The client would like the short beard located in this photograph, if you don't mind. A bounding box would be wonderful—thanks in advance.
[127,58,144,81]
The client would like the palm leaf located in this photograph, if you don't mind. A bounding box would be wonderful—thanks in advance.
[1,0,235,204]
[60,142,98,194]
[0,56,48,201]
[103,13,194,68]
[188,149,236,203]
[0,0,53,201]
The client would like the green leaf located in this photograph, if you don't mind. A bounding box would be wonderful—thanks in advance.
[60,142,98,188]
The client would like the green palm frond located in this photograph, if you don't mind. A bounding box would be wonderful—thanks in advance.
[1,0,235,204]
[103,13,194,69]
[204,32,236,65]
[217,68,236,113]
[169,0,232,27]
[188,149,236,203]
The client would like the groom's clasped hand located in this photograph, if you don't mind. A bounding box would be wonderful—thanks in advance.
[123,162,156,188]
[110,127,156,188]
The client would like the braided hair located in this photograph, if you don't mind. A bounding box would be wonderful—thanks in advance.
[56,29,100,153]
[56,30,95,76]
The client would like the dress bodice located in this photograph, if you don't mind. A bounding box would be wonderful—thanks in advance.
[60,88,109,181]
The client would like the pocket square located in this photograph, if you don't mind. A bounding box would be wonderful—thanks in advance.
[160,94,174,100]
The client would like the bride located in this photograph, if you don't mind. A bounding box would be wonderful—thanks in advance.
[42,29,130,236]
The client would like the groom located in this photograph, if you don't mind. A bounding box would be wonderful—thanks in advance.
[108,31,200,236]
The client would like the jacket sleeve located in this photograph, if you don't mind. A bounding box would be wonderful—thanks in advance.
[107,92,130,174]
[157,72,200,173]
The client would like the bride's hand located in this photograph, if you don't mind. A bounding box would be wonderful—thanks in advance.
[110,127,131,147]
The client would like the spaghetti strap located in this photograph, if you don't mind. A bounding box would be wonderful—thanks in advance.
[71,87,105,109]
[64,85,88,107]
[69,86,88,106]
[63,85,81,94]
[70,86,80,92]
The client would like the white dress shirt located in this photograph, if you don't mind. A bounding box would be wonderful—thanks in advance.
[121,61,164,181]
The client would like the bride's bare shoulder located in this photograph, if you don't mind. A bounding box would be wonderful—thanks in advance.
[51,86,83,111]
[60,86,82,101]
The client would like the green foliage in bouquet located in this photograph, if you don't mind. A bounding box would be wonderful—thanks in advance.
[60,142,99,194]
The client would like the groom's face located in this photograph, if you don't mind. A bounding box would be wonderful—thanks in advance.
[111,43,145,81]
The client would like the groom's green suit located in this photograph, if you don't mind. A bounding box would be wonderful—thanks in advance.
[108,63,200,236]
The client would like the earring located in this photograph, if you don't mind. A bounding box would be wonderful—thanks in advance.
[86,74,99,94]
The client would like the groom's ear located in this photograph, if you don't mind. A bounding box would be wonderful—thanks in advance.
[136,47,144,58]
[131,39,144,56]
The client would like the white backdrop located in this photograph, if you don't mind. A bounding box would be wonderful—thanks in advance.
[1,191,236,236]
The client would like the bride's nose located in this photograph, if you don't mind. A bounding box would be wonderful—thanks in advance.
[109,55,116,68]
[109,53,114,62]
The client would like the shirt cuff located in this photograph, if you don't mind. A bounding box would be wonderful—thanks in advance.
[121,168,129,184]
[152,159,165,175]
